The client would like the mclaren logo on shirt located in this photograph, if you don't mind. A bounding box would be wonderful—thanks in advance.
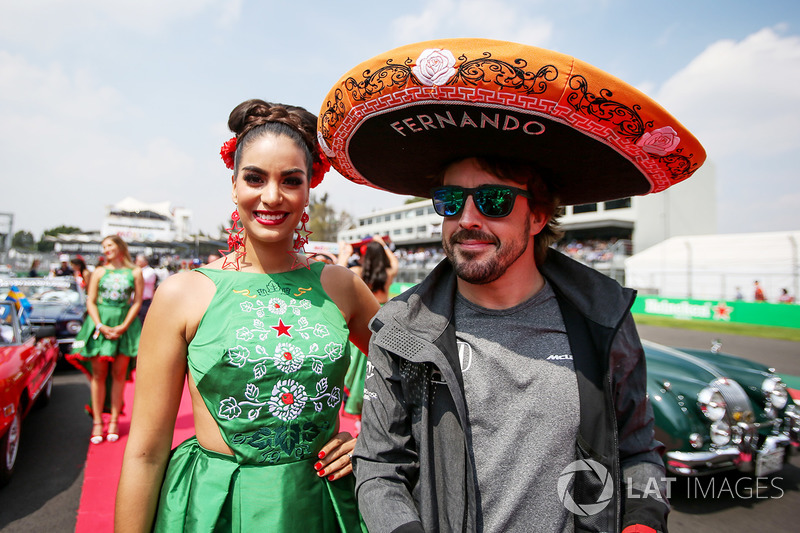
[547,354,573,361]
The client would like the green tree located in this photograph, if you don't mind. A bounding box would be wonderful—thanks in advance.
[405,197,427,204]
[12,230,35,250]
[37,225,82,252]
[308,193,353,242]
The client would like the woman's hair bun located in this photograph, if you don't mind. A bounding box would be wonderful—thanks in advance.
[228,99,316,152]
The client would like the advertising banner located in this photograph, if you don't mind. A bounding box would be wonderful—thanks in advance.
[631,295,800,329]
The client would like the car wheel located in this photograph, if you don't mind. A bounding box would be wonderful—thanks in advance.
[35,374,54,409]
[0,408,22,486]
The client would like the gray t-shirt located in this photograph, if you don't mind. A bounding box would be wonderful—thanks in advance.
[455,281,579,533]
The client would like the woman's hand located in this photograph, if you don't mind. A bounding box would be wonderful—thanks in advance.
[313,432,356,481]
[103,325,123,340]
[336,242,354,267]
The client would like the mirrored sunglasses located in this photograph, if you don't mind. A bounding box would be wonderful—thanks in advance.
[430,185,532,218]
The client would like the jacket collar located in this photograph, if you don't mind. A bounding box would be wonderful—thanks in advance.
[371,249,635,357]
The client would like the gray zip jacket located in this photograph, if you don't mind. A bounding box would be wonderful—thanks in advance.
[354,249,669,533]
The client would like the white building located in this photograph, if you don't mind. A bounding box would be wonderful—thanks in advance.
[625,230,800,301]
[559,163,717,254]
[101,197,193,242]
[338,200,442,246]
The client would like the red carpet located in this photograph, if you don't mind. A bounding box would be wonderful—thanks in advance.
[75,372,360,532]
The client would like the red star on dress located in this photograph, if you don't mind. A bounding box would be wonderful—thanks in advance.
[712,302,733,321]
[271,318,293,337]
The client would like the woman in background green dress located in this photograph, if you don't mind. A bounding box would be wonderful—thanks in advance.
[67,234,143,444]
[115,99,380,532]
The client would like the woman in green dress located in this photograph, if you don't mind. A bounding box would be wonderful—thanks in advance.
[67,234,143,444]
[115,100,380,532]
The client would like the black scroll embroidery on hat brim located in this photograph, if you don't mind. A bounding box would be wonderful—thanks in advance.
[650,149,701,181]
[320,52,559,146]
[565,74,652,142]
[565,75,700,181]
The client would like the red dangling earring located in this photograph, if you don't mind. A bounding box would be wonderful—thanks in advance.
[220,208,246,270]
[288,210,313,269]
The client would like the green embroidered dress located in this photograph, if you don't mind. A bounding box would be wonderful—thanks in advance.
[67,267,141,376]
[154,263,364,532]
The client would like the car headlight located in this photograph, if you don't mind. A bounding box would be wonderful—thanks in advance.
[66,320,83,335]
[710,420,731,445]
[762,376,789,410]
[697,387,727,421]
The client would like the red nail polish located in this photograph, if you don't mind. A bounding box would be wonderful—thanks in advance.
[314,462,322,470]
[318,451,326,459]
[327,474,335,481]
[318,469,325,476]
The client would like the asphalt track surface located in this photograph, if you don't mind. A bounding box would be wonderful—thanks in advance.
[0,326,798,532]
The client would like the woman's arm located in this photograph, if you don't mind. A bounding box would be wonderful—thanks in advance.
[336,241,353,267]
[375,236,399,284]
[114,273,202,532]
[316,264,381,479]
[321,264,380,355]
[84,266,103,327]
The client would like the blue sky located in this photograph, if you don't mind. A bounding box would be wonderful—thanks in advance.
[1,0,798,239]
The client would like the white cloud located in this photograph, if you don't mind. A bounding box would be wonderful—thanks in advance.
[0,50,218,237]
[0,0,221,48]
[391,0,553,46]
[656,26,800,159]
[655,26,800,233]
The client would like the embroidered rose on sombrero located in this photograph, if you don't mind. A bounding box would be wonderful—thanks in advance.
[637,126,681,156]
[413,48,457,86]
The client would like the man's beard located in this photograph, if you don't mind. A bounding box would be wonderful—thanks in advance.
[442,218,531,285]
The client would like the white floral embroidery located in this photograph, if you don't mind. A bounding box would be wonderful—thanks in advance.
[308,377,342,410]
[272,342,305,373]
[268,379,308,421]
[413,48,457,86]
[218,384,266,421]
[227,345,250,368]
[236,327,254,341]
[288,299,312,316]
[325,342,344,361]
[294,317,330,340]
[267,298,287,315]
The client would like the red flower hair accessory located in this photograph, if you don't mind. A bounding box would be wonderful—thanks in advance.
[220,136,237,170]
[310,148,331,189]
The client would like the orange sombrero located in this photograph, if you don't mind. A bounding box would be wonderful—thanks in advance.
[318,38,705,205]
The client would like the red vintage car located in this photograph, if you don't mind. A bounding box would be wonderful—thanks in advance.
[0,299,59,485]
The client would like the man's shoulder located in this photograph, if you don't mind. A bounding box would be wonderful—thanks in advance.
[542,249,634,327]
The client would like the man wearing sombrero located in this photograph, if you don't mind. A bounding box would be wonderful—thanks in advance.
[320,39,705,533]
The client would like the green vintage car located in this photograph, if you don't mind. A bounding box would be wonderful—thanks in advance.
[643,340,799,477]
